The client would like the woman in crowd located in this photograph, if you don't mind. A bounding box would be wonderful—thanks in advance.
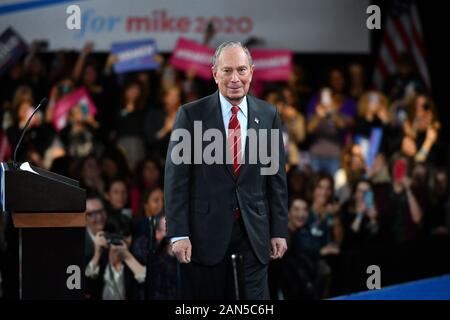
[287,168,311,200]
[103,177,133,234]
[287,64,313,113]
[130,158,163,217]
[114,80,147,171]
[386,155,424,244]
[334,143,367,204]
[347,62,367,100]
[45,75,75,123]
[3,85,34,130]
[79,154,105,195]
[306,87,349,176]
[305,172,343,256]
[59,101,99,158]
[340,179,380,251]
[100,147,131,184]
[6,89,55,162]
[274,91,306,169]
[72,42,107,119]
[292,173,342,297]
[307,68,357,120]
[354,90,392,153]
[144,85,182,159]
[428,168,450,236]
[132,187,164,239]
[403,94,440,164]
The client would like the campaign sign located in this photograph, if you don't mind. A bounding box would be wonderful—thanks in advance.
[111,39,159,73]
[0,27,27,76]
[169,37,214,80]
[355,127,383,168]
[52,88,97,132]
[250,49,293,81]
[367,127,383,167]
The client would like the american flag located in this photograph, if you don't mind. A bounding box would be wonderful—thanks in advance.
[373,0,430,90]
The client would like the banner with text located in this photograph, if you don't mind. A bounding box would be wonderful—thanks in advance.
[251,49,292,81]
[0,0,369,53]
[169,37,214,80]
[111,39,159,73]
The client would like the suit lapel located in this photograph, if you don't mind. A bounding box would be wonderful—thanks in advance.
[205,91,236,181]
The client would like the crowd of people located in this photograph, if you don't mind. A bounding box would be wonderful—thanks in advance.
[0,41,448,299]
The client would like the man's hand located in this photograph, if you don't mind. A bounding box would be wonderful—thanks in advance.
[111,241,130,260]
[81,41,94,57]
[320,242,340,256]
[316,104,327,118]
[270,238,287,259]
[94,231,108,252]
[401,176,412,190]
[172,239,192,263]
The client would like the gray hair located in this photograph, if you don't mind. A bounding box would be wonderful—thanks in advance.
[212,41,253,71]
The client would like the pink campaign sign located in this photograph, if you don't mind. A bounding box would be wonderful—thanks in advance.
[52,87,97,132]
[250,49,293,81]
[169,37,214,80]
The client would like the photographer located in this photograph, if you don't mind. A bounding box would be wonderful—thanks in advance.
[85,200,146,300]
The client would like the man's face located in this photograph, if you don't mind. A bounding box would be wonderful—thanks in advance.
[212,46,254,104]
[86,199,106,234]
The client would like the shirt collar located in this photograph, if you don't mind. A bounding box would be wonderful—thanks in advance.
[219,92,248,119]
[87,229,96,242]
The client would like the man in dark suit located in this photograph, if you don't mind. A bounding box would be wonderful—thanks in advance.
[164,41,288,300]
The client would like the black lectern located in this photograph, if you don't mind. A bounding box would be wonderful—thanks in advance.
[1,162,86,299]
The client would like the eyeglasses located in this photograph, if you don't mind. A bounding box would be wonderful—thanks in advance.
[86,208,106,217]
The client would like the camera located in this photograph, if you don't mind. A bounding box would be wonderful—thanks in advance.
[104,232,123,246]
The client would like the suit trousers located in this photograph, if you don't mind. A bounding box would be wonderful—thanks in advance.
[180,216,269,300]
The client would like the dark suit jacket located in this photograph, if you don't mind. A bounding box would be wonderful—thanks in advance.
[164,91,288,266]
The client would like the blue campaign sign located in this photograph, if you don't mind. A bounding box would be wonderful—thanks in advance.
[355,127,383,168]
[367,127,383,167]
[111,39,159,73]
[0,27,27,76]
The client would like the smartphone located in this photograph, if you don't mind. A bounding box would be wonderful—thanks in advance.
[368,92,380,110]
[405,82,416,97]
[369,92,380,103]
[321,88,332,107]
[393,158,407,182]
[80,101,89,116]
[364,190,374,209]
[397,108,408,124]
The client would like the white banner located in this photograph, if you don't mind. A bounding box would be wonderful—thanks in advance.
[0,0,369,53]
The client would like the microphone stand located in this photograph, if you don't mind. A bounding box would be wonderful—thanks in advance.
[12,98,48,169]
[144,214,158,300]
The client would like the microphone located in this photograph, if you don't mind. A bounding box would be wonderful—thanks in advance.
[13,97,48,169]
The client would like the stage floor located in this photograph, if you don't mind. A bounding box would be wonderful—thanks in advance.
[331,273,450,300]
